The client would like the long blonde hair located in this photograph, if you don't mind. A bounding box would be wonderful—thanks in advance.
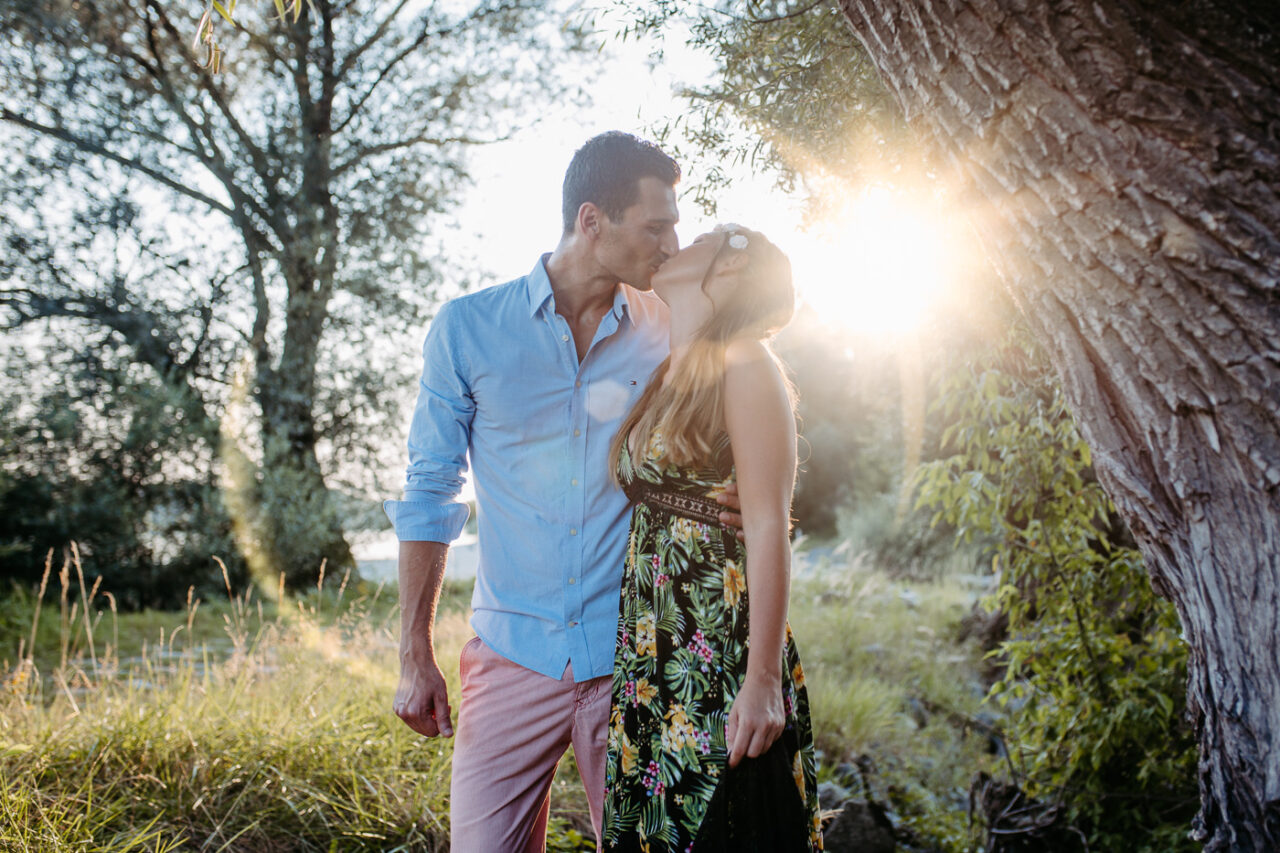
[610,225,795,476]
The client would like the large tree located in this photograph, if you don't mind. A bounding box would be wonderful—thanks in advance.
[829,3,1279,849]
[649,0,1278,847]
[0,0,586,588]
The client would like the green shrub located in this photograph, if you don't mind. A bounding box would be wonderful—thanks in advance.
[834,489,981,581]
[914,334,1198,849]
[0,372,243,609]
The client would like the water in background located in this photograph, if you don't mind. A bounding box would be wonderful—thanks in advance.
[351,531,479,585]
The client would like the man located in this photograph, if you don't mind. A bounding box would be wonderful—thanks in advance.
[386,132,742,851]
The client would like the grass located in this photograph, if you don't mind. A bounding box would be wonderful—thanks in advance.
[0,550,482,852]
[789,559,1001,849]
[1,547,998,852]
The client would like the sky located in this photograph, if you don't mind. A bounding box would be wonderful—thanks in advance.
[356,10,977,566]
[444,20,807,290]
[441,20,972,339]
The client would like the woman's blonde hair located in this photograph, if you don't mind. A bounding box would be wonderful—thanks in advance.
[610,225,795,476]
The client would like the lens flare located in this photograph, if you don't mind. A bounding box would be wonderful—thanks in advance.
[791,185,965,335]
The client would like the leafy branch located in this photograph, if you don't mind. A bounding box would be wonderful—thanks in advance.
[192,0,311,72]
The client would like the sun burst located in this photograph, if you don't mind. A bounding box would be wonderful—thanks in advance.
[791,185,966,336]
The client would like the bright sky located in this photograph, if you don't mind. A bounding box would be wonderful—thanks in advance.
[447,28,804,288]
[359,15,976,558]
[445,23,968,339]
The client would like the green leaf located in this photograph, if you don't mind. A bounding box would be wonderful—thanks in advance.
[211,0,234,24]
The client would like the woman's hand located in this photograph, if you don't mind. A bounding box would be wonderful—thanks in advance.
[726,673,785,768]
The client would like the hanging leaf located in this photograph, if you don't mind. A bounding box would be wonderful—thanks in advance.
[192,8,211,52]
[211,0,234,25]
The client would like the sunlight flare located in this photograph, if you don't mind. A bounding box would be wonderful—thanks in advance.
[792,186,965,335]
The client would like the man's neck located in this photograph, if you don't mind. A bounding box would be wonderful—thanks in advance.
[544,241,621,325]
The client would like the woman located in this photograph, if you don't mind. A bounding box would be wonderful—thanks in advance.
[602,225,822,851]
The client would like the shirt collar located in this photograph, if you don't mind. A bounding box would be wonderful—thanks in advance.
[525,253,635,327]
[611,283,635,327]
[525,254,555,317]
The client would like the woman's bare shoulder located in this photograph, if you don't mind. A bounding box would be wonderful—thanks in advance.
[724,336,772,368]
[723,338,789,409]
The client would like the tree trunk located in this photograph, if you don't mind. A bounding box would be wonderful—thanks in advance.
[246,1,352,588]
[835,0,1280,848]
[257,362,356,587]
[253,264,354,587]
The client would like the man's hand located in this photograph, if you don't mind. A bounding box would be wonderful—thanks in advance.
[394,650,454,737]
[716,481,745,541]
[725,673,784,768]
[395,540,453,737]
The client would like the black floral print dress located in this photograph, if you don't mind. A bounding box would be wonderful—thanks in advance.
[601,431,823,852]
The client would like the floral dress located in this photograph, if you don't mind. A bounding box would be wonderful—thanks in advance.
[601,431,823,852]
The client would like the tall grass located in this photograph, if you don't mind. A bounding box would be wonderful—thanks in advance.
[2,545,996,851]
[789,559,999,849]
[0,548,477,852]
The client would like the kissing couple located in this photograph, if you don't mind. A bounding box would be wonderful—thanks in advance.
[387,131,823,852]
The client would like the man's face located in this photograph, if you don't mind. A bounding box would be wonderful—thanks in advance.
[594,176,680,290]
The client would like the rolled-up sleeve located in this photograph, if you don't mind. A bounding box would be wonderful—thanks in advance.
[384,301,474,542]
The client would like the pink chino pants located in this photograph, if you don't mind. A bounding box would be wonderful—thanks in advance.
[449,635,611,852]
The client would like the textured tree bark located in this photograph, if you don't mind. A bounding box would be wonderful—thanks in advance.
[835,0,1280,848]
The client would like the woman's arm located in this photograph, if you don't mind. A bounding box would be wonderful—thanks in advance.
[722,337,797,768]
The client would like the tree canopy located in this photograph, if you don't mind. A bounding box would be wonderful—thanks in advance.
[0,0,590,594]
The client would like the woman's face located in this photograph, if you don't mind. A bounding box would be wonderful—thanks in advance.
[650,230,727,302]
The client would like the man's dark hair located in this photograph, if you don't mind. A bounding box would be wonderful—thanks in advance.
[561,132,681,233]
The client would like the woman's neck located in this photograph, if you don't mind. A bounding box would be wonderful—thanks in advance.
[665,323,699,383]
[665,296,711,380]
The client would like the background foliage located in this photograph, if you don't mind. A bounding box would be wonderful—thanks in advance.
[915,334,1198,849]
[626,0,908,217]
[0,350,241,607]
[0,0,590,595]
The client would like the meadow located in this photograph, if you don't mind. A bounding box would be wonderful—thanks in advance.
[0,547,997,852]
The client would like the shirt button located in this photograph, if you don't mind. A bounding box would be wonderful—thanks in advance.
[569,620,578,628]
[571,478,579,486]
[562,334,569,342]
[570,528,578,536]
[568,578,577,585]
[575,380,582,388]
[573,429,581,437]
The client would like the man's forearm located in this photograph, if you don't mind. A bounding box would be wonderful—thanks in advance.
[398,540,451,660]
[394,539,456,738]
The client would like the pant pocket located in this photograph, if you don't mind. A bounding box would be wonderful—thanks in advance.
[458,635,483,681]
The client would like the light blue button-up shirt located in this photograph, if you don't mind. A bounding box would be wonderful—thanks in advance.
[384,255,670,681]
